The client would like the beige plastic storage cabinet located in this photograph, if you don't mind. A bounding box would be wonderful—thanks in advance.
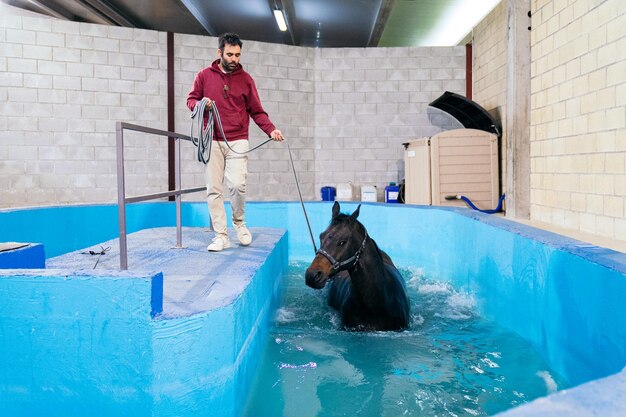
[404,128,499,210]
[404,138,431,204]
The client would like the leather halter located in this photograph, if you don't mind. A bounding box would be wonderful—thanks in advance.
[316,231,368,272]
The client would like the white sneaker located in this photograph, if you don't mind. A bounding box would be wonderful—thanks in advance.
[207,235,231,252]
[235,224,252,246]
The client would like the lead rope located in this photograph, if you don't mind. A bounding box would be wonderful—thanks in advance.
[191,98,318,254]
[286,140,317,254]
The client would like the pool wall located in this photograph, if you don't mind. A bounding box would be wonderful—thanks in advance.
[0,269,162,415]
[0,203,286,417]
[1,201,625,415]
[150,237,286,417]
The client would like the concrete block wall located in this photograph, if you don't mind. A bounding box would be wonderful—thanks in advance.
[530,0,626,240]
[1,4,465,208]
[0,7,169,207]
[173,35,316,202]
[313,46,466,201]
[175,39,465,203]
[471,1,507,195]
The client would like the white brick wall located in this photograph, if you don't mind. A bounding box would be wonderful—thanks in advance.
[530,0,626,240]
[0,5,466,208]
[312,46,466,200]
[1,6,168,207]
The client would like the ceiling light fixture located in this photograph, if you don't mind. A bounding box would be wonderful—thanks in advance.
[273,9,288,32]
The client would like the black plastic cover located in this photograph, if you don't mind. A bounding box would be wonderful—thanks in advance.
[428,91,501,137]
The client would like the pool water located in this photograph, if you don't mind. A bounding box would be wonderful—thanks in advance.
[243,262,570,417]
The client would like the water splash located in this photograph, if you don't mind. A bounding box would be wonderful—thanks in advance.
[278,361,317,370]
[275,307,297,323]
[417,282,451,294]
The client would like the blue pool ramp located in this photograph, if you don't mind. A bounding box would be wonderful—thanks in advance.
[0,225,287,417]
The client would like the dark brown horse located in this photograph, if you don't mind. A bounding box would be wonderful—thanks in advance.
[305,202,410,331]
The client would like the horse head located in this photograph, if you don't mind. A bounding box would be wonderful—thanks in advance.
[305,201,366,289]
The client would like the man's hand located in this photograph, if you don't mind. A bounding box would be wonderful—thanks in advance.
[270,129,284,142]
[203,97,213,109]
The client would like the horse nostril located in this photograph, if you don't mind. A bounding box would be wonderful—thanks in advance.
[305,269,319,280]
[305,268,324,288]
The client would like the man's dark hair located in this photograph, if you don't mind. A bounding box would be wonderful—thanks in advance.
[219,32,243,50]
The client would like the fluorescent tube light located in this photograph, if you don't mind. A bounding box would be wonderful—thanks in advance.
[273,9,287,32]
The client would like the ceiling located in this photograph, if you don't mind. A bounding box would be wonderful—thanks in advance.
[2,0,500,47]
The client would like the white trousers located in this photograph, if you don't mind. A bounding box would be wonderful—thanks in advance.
[205,139,249,238]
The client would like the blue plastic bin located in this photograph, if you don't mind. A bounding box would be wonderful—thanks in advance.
[321,186,336,201]
[385,183,399,203]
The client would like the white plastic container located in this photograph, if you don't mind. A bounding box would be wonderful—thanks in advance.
[360,185,377,202]
[336,183,355,201]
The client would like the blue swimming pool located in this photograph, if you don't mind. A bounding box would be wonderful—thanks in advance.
[1,201,625,416]
[244,262,569,417]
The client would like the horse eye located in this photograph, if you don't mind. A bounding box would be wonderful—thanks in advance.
[338,240,346,247]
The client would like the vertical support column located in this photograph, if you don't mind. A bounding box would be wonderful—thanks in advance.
[505,0,531,219]
[466,43,472,100]
[167,32,176,201]
[115,122,128,270]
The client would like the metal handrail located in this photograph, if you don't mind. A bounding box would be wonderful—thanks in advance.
[115,121,206,270]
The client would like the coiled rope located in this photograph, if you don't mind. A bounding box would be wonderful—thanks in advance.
[190,98,318,254]
[190,98,272,164]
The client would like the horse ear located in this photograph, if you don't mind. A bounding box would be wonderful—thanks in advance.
[332,201,340,219]
[350,204,361,222]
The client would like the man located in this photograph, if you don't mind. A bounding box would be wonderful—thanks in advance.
[187,32,284,252]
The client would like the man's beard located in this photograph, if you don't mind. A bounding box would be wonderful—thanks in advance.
[221,60,236,73]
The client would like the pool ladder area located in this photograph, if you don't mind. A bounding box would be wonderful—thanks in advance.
[115,121,207,270]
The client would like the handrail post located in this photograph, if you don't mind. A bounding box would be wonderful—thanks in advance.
[116,122,128,270]
[175,136,183,248]
[114,122,206,268]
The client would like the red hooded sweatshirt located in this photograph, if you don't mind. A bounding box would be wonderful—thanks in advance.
[187,59,276,141]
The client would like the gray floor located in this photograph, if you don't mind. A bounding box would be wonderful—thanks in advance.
[47,227,286,318]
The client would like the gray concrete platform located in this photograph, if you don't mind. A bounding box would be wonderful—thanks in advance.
[47,227,287,318]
